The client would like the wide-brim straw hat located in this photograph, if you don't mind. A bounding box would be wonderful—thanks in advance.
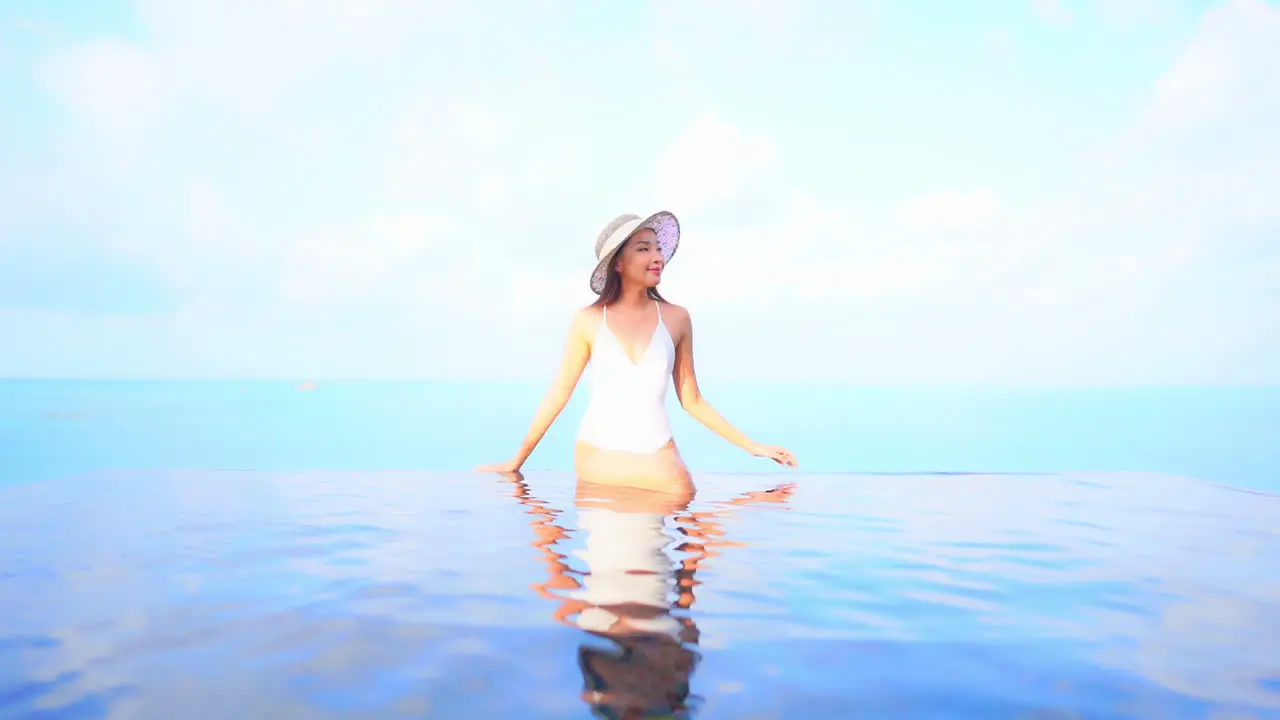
[590,211,681,295]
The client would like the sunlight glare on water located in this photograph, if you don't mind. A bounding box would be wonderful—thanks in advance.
[1,469,1278,718]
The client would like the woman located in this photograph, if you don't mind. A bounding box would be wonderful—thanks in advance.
[477,210,796,486]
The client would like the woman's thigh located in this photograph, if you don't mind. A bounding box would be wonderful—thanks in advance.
[574,440,693,492]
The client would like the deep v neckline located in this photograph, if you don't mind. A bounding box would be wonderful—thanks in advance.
[603,303,664,367]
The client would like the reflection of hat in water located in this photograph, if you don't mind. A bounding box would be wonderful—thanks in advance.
[578,637,698,720]
[591,211,681,295]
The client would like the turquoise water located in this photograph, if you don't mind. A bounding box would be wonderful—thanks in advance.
[3,380,1279,492]
[1,380,1279,717]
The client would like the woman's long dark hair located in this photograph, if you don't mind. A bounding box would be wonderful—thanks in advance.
[591,239,668,307]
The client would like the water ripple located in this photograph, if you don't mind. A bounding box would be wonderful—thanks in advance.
[0,469,1277,718]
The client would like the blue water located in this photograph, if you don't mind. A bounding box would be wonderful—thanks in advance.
[1,380,1278,718]
[3,381,1279,492]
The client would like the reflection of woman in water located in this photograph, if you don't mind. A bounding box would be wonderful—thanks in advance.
[498,471,795,719]
[477,210,796,485]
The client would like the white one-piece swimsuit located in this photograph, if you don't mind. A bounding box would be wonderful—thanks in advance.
[576,301,675,454]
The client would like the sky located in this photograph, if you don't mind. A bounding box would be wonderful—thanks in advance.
[0,0,1277,384]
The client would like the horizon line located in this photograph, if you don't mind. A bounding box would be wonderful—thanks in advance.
[1,377,1278,390]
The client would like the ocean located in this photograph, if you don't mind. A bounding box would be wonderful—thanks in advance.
[1,380,1278,718]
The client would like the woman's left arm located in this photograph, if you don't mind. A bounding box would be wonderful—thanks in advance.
[670,306,797,468]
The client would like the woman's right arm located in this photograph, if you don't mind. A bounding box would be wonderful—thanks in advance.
[477,309,593,472]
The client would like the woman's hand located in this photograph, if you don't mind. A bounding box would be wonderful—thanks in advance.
[750,443,798,468]
[475,459,523,474]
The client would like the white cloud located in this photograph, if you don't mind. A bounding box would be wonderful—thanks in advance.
[42,38,165,157]
[1132,0,1280,140]
[894,188,1004,236]
[1033,0,1075,25]
[277,213,445,307]
[666,0,1280,383]
[42,39,162,126]
[1096,0,1178,26]
[375,92,595,223]
[653,116,779,215]
[128,0,454,118]
[11,0,1280,382]
[186,180,227,248]
[652,0,811,68]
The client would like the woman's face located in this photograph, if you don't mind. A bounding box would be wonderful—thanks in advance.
[614,229,664,289]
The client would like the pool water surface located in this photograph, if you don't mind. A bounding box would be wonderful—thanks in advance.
[1,469,1277,718]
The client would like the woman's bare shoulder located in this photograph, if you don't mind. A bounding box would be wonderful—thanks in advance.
[570,304,604,334]
[659,301,693,341]
[660,301,691,323]
[575,303,604,320]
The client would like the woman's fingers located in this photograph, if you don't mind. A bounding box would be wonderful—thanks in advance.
[774,449,797,467]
